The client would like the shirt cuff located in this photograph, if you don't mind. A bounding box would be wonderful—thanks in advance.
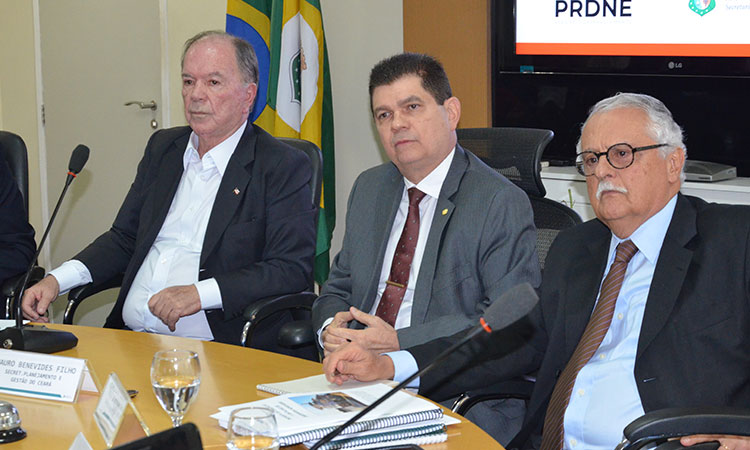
[48,260,93,295]
[317,317,335,347]
[195,278,222,310]
[385,350,420,389]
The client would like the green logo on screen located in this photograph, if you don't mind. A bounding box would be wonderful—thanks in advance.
[689,0,716,15]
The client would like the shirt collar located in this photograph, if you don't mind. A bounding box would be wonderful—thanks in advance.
[609,194,678,265]
[183,120,247,177]
[403,148,455,199]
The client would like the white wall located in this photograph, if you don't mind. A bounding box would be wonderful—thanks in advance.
[164,0,227,127]
[321,0,403,256]
[0,0,44,237]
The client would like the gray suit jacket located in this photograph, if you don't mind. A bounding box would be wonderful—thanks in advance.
[312,145,541,348]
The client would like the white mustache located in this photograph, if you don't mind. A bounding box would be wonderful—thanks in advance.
[596,180,628,200]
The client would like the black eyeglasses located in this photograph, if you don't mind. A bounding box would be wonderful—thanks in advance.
[575,143,669,176]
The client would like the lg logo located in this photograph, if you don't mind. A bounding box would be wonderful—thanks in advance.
[668,61,684,70]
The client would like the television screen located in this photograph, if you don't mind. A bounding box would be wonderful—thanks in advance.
[498,0,750,75]
[517,1,750,57]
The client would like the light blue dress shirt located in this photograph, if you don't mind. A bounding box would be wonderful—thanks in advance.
[562,194,677,450]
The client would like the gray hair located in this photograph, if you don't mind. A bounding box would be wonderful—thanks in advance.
[181,30,258,85]
[576,93,687,181]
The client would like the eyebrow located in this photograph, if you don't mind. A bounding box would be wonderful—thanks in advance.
[373,95,425,115]
[181,72,226,79]
[396,95,423,107]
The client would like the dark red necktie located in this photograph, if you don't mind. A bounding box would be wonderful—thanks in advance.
[375,187,426,327]
[540,239,639,450]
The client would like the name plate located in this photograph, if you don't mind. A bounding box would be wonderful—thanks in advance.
[0,348,95,402]
[94,373,150,448]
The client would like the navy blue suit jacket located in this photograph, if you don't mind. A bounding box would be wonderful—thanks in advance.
[75,123,316,346]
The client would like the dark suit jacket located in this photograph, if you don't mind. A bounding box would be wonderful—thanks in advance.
[75,123,316,346]
[412,194,750,447]
[0,158,35,286]
[313,145,540,349]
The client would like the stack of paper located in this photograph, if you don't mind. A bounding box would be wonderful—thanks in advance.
[212,384,456,449]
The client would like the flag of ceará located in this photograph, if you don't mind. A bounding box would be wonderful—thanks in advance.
[226,0,335,285]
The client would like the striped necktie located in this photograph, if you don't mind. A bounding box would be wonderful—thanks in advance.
[375,187,426,327]
[540,239,639,450]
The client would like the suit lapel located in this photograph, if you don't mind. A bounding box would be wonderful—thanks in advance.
[201,124,256,265]
[411,146,467,324]
[362,166,403,312]
[142,135,188,250]
[563,223,610,354]
[636,194,696,358]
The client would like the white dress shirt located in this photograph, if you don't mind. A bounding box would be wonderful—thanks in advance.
[49,121,247,340]
[318,149,455,342]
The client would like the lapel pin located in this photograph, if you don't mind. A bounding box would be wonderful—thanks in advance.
[442,208,448,216]
[233,188,240,195]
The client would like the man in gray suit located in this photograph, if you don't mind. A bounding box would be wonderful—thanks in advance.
[312,54,540,441]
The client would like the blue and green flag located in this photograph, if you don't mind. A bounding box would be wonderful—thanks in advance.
[227,0,335,285]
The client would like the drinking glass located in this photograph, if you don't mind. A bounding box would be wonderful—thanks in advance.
[226,406,279,450]
[150,349,201,427]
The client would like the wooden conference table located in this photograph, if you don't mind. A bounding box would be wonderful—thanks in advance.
[0,324,504,449]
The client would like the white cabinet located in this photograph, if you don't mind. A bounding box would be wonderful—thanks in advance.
[541,166,750,222]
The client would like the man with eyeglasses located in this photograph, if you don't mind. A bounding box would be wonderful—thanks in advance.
[322,92,750,450]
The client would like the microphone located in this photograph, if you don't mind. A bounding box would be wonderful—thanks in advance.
[0,145,90,353]
[309,282,539,450]
[67,144,89,182]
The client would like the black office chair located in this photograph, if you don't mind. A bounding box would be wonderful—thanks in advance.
[239,137,322,359]
[451,127,582,415]
[456,127,582,270]
[64,138,321,358]
[0,131,44,319]
[617,407,750,450]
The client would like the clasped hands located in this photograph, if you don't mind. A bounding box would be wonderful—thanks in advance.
[22,275,200,331]
[321,307,400,385]
[321,306,400,356]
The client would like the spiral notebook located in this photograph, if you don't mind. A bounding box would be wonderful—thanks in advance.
[211,384,447,447]
[302,422,447,450]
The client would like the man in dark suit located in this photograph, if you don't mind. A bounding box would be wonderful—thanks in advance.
[323,93,750,449]
[0,158,35,288]
[21,31,315,347]
[312,53,540,444]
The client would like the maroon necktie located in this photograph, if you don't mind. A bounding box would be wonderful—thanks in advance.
[375,187,426,327]
[540,239,639,450]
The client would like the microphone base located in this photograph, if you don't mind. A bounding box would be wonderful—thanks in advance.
[0,325,78,353]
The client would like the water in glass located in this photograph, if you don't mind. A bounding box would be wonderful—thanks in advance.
[150,349,201,427]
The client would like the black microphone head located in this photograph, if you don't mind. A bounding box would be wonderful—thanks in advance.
[483,282,539,331]
[68,144,90,174]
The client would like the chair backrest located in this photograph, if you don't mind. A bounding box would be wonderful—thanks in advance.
[277,137,322,291]
[277,137,323,213]
[0,131,30,218]
[456,127,553,198]
[529,197,582,269]
[457,127,582,269]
